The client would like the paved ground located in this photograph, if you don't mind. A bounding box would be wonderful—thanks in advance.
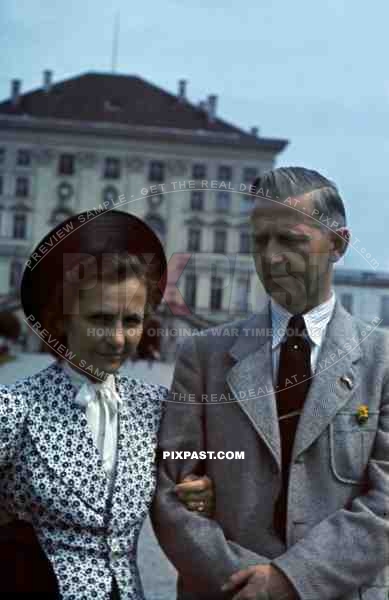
[0,353,178,599]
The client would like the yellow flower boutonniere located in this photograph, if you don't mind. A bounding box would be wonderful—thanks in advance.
[356,404,369,425]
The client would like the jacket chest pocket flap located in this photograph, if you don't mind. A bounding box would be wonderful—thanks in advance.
[329,411,379,485]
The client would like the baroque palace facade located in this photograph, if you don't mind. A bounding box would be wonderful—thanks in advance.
[0,69,288,354]
[3,70,386,360]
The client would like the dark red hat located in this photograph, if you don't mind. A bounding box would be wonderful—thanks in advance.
[20,208,167,325]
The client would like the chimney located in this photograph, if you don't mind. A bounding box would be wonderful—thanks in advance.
[11,79,21,106]
[207,94,217,122]
[178,79,187,101]
[43,69,53,93]
[250,126,259,137]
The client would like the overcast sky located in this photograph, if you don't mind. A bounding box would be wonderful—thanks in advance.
[1,0,387,272]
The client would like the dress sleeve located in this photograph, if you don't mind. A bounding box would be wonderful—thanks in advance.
[0,385,28,466]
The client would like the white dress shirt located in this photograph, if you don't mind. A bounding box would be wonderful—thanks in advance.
[59,360,121,479]
[270,292,336,383]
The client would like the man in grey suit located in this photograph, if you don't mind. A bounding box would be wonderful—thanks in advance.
[151,167,389,599]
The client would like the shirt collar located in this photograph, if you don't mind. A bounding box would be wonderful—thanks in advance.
[270,291,336,350]
[59,359,116,394]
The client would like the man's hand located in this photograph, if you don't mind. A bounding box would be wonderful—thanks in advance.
[221,565,297,600]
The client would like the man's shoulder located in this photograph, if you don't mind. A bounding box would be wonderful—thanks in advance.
[202,313,259,338]
[341,308,389,358]
[179,313,265,352]
[119,374,168,398]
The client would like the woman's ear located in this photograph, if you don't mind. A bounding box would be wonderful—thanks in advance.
[53,317,66,338]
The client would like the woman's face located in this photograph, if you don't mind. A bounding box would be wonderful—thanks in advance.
[63,276,147,378]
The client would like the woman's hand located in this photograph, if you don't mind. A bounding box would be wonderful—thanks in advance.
[174,474,214,517]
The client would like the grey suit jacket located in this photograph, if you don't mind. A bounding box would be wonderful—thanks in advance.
[151,301,389,600]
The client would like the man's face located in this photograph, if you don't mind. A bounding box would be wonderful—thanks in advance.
[63,277,147,378]
[251,194,336,312]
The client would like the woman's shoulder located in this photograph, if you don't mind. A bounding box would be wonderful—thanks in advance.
[0,361,62,412]
[118,374,169,402]
[117,375,168,424]
[0,371,40,437]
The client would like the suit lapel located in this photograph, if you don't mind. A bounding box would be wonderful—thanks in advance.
[226,308,281,469]
[27,362,109,514]
[109,375,134,525]
[226,301,364,468]
[292,302,362,461]
[109,376,157,526]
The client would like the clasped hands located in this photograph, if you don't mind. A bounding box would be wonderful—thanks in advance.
[176,475,296,600]
[221,565,297,600]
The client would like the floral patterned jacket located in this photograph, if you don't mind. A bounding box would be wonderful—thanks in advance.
[0,360,168,600]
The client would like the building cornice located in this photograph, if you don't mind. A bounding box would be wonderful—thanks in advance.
[0,114,288,153]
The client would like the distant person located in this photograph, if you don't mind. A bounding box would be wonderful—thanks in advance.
[0,209,212,598]
[152,167,389,599]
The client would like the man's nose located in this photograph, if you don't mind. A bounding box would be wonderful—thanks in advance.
[264,239,284,265]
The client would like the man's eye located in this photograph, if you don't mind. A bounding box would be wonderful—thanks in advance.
[254,237,266,247]
[280,235,300,244]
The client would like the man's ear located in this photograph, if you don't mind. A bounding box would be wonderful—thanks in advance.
[329,227,350,262]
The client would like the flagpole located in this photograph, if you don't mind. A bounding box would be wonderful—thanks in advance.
[111,11,120,73]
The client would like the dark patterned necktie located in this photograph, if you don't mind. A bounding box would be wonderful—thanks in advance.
[273,314,312,542]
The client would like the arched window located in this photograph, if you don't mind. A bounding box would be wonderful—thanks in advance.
[144,214,166,243]
[102,186,119,209]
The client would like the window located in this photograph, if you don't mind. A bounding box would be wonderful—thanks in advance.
[192,163,207,179]
[10,260,24,289]
[236,276,251,312]
[216,191,230,212]
[214,230,226,253]
[381,296,389,326]
[0,175,3,195]
[242,167,258,184]
[190,191,204,211]
[185,274,197,308]
[218,165,232,182]
[104,157,121,179]
[15,176,29,197]
[240,231,251,254]
[240,196,254,214]
[145,214,166,243]
[103,185,119,207]
[17,149,31,167]
[13,213,27,239]
[340,293,353,314]
[149,161,165,182]
[58,154,75,176]
[0,148,5,165]
[210,276,223,310]
[187,228,201,252]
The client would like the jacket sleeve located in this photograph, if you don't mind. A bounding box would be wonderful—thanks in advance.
[150,335,270,596]
[0,384,28,467]
[272,371,389,599]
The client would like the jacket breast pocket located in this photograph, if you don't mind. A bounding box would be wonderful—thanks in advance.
[329,412,379,485]
[359,586,388,599]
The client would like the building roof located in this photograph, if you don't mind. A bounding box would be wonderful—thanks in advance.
[334,268,389,287]
[0,72,288,151]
